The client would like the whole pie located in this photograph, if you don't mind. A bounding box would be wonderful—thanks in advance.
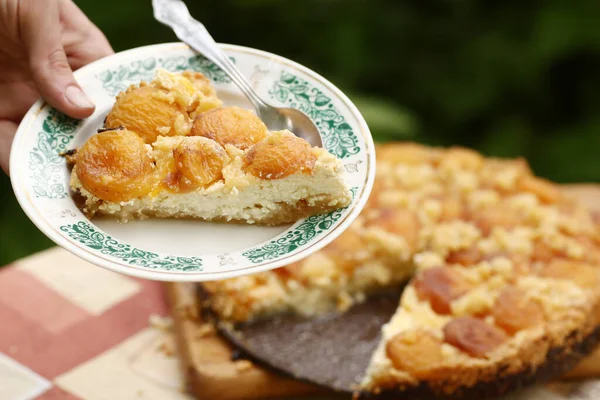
[200,143,600,398]
[66,69,351,225]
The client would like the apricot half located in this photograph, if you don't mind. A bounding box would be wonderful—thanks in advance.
[243,131,316,180]
[493,286,544,335]
[413,267,471,314]
[105,85,186,144]
[443,317,507,357]
[76,128,154,203]
[539,260,600,290]
[386,331,444,376]
[170,137,229,192]
[190,106,268,150]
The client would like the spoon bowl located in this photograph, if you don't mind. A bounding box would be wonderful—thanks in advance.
[261,107,324,148]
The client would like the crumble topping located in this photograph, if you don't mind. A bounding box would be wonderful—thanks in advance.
[200,143,600,391]
[203,142,599,320]
[68,69,352,226]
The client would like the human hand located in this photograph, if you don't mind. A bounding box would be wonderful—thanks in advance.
[0,0,113,174]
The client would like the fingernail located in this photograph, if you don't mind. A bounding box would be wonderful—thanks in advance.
[65,85,94,109]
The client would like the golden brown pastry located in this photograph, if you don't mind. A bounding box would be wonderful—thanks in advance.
[68,69,351,225]
[200,142,600,398]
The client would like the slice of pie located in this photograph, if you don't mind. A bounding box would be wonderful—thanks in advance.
[200,143,600,398]
[67,69,352,225]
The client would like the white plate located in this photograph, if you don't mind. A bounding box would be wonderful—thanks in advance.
[10,42,374,282]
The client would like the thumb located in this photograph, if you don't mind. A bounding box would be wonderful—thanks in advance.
[0,120,17,175]
[20,0,95,120]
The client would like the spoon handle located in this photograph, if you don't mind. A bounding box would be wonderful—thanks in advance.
[152,0,268,111]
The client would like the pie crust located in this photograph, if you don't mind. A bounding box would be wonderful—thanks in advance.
[67,69,352,225]
[200,142,600,398]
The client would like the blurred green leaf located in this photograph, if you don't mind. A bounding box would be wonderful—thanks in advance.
[348,94,419,142]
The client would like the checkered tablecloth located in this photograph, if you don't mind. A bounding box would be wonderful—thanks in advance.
[0,247,193,400]
[3,247,600,400]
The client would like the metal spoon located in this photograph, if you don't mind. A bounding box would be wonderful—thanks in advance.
[152,0,323,147]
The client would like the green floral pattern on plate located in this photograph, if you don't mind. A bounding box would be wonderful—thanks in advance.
[242,187,358,263]
[269,71,360,159]
[22,46,366,275]
[60,221,203,271]
[97,55,233,96]
[241,212,345,263]
[29,109,79,199]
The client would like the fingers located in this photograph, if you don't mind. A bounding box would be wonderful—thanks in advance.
[60,0,114,70]
[0,81,40,123]
[0,120,18,175]
[19,0,95,120]
[64,30,114,71]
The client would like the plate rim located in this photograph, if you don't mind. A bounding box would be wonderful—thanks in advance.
[9,42,375,282]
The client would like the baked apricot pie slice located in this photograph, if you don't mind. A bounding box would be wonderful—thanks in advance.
[66,69,351,225]
[200,143,600,398]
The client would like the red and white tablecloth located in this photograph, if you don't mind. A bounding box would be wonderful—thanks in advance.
[0,247,193,400]
[3,247,600,400]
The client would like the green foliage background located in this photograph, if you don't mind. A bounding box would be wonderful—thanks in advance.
[1,0,599,265]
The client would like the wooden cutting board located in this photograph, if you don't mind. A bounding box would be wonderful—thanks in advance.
[165,281,323,400]
[167,184,600,400]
